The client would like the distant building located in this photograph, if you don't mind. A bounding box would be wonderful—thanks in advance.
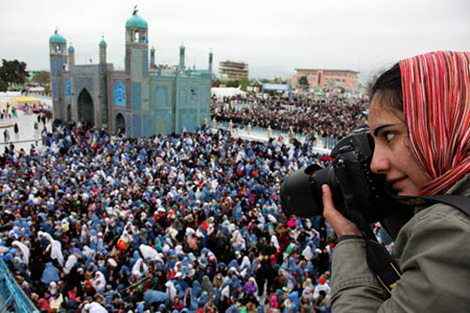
[219,60,249,81]
[291,68,359,92]
[49,9,212,137]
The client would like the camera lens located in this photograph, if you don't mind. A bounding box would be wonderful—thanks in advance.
[280,164,333,217]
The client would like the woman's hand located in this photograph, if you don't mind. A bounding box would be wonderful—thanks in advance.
[322,184,362,237]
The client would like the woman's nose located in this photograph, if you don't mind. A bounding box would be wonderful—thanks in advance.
[370,150,390,174]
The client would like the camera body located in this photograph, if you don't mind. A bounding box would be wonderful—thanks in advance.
[280,128,397,223]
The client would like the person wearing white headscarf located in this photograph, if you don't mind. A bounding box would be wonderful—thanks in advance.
[243,277,258,295]
[83,301,107,313]
[185,227,196,239]
[232,230,246,250]
[139,244,163,263]
[221,284,230,299]
[80,224,88,243]
[49,283,64,311]
[240,256,251,272]
[165,280,177,302]
[267,214,277,224]
[240,255,251,277]
[48,281,58,295]
[38,231,64,266]
[175,244,184,256]
[12,241,29,265]
[302,243,314,261]
[92,271,106,291]
[119,230,133,245]
[63,251,80,275]
[124,221,137,235]
[271,234,280,251]
[132,258,148,278]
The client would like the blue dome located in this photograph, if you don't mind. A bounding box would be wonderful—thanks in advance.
[126,14,148,29]
[99,39,107,48]
[68,45,74,53]
[49,30,67,44]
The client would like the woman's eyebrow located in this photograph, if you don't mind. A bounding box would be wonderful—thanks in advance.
[373,124,399,136]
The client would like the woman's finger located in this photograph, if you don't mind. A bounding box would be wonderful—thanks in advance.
[322,184,362,237]
[322,184,345,223]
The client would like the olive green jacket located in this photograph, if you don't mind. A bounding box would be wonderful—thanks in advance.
[330,175,470,312]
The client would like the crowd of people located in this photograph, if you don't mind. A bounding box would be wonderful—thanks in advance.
[211,96,369,146]
[0,119,339,313]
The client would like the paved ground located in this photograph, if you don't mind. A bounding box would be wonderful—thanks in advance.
[0,96,52,154]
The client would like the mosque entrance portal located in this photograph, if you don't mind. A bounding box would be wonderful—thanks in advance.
[77,89,95,125]
[115,113,126,135]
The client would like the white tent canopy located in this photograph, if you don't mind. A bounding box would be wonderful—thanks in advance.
[211,87,246,99]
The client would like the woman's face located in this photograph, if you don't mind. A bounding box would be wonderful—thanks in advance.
[368,96,431,196]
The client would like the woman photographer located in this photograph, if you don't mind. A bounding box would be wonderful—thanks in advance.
[322,51,470,311]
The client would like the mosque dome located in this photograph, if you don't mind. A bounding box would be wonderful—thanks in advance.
[68,45,74,53]
[99,39,107,48]
[126,14,148,29]
[49,30,67,44]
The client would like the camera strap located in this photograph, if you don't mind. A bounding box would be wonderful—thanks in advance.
[348,210,402,295]
[365,239,401,294]
[360,194,470,295]
[397,194,470,216]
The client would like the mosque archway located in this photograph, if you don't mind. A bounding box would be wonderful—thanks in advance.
[77,89,94,125]
[115,113,126,135]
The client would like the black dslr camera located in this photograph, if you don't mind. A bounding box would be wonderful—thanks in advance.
[280,129,398,223]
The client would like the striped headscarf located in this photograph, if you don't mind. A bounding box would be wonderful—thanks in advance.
[400,51,470,195]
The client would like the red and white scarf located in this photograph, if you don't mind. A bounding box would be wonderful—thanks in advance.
[400,51,470,195]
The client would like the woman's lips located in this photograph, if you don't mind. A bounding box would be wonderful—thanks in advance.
[389,176,407,190]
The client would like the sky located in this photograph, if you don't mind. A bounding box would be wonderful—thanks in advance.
[1,0,469,83]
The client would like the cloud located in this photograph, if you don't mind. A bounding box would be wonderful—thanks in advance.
[1,0,469,80]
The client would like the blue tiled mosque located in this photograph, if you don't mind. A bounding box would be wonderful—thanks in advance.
[49,9,212,136]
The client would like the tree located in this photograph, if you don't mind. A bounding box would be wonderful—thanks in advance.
[0,59,29,87]
[239,78,250,91]
[298,76,309,91]
[212,78,221,87]
[274,77,287,84]
[0,80,7,92]
[44,84,51,96]
[31,71,50,85]
[226,80,240,88]
[253,80,262,88]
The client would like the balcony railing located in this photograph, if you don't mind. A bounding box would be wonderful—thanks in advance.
[0,257,39,313]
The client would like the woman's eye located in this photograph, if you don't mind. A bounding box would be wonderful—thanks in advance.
[385,133,396,142]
